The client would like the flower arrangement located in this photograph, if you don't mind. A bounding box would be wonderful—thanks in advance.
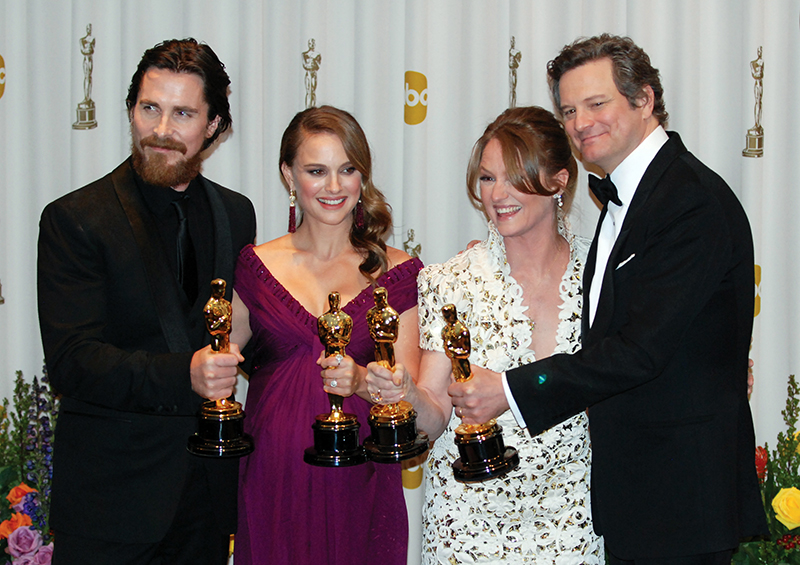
[734,374,800,565]
[0,369,58,565]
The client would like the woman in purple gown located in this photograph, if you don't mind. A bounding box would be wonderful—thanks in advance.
[230,106,422,564]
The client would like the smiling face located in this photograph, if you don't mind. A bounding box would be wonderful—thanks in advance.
[281,132,362,229]
[130,68,220,190]
[479,138,561,241]
[558,58,657,174]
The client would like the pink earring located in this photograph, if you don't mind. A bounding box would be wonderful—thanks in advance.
[354,198,365,231]
[288,189,297,233]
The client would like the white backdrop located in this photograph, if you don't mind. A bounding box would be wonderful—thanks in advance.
[0,0,798,561]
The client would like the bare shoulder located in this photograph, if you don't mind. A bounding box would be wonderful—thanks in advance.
[253,235,295,267]
[386,246,413,269]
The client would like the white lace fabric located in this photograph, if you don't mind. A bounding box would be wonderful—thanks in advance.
[417,221,603,564]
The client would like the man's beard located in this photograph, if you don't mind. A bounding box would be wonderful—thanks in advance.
[131,134,204,188]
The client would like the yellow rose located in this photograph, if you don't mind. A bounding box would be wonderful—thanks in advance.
[773,487,800,529]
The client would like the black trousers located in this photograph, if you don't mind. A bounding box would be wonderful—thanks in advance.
[53,459,230,565]
[607,548,735,565]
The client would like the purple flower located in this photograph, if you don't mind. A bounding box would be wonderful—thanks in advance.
[6,526,42,558]
[13,493,38,514]
[12,555,35,565]
[32,542,53,565]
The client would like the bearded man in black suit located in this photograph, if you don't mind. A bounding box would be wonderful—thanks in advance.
[450,34,767,564]
[38,38,256,564]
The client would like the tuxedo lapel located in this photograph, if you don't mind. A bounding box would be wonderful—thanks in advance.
[618,133,687,234]
[587,133,689,338]
[581,206,607,343]
[200,176,235,301]
[111,162,192,352]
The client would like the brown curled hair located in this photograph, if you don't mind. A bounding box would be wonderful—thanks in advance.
[279,106,393,281]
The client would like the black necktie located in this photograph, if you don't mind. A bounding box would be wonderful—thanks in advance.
[589,174,622,207]
[171,195,198,303]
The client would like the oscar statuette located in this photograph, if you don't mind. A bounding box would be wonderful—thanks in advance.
[304,292,367,467]
[442,304,519,482]
[363,287,428,463]
[187,279,254,458]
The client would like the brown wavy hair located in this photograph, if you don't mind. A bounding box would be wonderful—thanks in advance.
[547,34,668,127]
[466,106,578,214]
[279,106,393,281]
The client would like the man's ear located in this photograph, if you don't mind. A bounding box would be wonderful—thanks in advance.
[636,85,655,119]
[205,115,222,138]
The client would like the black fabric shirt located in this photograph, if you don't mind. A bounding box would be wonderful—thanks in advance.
[134,172,215,308]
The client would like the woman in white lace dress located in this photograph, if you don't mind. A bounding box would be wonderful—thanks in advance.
[367,107,603,564]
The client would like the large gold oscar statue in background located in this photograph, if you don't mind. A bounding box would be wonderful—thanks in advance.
[187,279,254,458]
[304,292,367,467]
[363,287,428,463]
[441,304,519,482]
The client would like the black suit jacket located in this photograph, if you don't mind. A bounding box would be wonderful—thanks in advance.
[507,133,767,558]
[37,160,256,543]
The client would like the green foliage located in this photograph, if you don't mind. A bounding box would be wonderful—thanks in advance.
[733,375,800,565]
[0,372,35,483]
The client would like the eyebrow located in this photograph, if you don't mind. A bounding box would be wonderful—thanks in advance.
[138,99,200,115]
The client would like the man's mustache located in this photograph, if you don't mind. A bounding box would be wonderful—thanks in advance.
[140,135,187,154]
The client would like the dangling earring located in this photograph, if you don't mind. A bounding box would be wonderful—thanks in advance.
[354,198,365,231]
[554,193,566,231]
[288,189,297,233]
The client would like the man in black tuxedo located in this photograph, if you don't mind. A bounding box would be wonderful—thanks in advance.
[451,34,767,563]
[38,39,256,564]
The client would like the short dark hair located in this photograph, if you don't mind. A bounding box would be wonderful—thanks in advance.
[126,38,232,149]
[466,106,578,214]
[547,34,668,127]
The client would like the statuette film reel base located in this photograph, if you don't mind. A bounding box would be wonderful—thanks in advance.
[441,303,519,482]
[188,279,254,458]
[305,291,367,467]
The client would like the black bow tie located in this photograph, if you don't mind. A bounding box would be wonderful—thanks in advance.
[589,174,622,207]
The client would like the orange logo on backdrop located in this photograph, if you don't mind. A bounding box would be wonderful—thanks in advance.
[0,54,6,100]
[404,71,427,125]
[754,264,761,317]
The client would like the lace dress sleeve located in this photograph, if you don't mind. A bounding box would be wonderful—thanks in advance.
[417,263,449,353]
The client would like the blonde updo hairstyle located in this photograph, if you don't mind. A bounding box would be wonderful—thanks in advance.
[466,106,578,217]
[279,105,393,281]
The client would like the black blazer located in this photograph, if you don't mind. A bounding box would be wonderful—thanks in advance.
[38,160,256,543]
[507,133,767,558]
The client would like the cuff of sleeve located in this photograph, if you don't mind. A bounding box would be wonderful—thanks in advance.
[502,370,527,428]
[157,351,200,414]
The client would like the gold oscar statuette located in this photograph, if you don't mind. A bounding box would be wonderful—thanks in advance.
[303,292,367,467]
[187,279,254,458]
[442,304,519,482]
[363,287,428,463]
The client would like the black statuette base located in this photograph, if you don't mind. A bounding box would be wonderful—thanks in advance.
[187,400,254,458]
[452,422,520,483]
[304,413,367,467]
